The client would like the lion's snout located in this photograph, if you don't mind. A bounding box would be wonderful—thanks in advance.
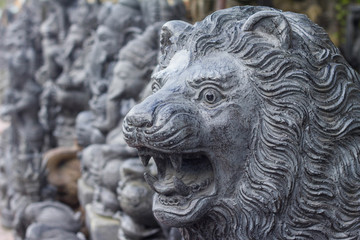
[125,105,153,128]
[123,96,202,151]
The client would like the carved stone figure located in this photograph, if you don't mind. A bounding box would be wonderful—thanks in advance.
[116,159,161,240]
[39,0,98,148]
[78,2,187,239]
[123,6,360,239]
[14,201,83,240]
[0,46,44,229]
[77,2,144,147]
[0,2,47,230]
[95,23,161,132]
[37,4,65,148]
[88,24,162,218]
[1,49,43,155]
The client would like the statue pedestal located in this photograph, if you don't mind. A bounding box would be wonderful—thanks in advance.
[85,204,120,240]
[77,178,94,207]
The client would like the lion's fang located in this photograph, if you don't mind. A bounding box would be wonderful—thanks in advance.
[144,172,158,191]
[140,155,151,166]
[173,176,190,196]
[170,155,182,172]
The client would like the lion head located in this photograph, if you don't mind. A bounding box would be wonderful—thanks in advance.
[123,6,360,239]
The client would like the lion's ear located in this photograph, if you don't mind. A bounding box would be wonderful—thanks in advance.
[242,11,292,49]
[160,20,190,55]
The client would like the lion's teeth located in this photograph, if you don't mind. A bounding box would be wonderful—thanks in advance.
[139,155,151,166]
[170,155,182,172]
[173,176,190,196]
[153,157,166,178]
[144,172,158,191]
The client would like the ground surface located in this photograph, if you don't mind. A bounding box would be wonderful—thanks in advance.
[0,222,13,240]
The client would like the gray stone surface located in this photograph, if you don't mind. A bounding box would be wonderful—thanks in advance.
[123,6,360,240]
[85,204,119,240]
[77,178,94,208]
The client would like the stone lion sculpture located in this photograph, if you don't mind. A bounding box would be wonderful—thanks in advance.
[123,6,360,239]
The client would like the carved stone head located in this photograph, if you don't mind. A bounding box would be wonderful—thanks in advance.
[95,3,144,58]
[123,6,360,239]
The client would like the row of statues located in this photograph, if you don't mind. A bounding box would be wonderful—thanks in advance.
[3,1,360,239]
[0,0,185,239]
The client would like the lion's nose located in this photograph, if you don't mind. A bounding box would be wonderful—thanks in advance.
[125,106,153,128]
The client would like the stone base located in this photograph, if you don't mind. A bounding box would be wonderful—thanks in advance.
[85,204,120,240]
[77,178,94,207]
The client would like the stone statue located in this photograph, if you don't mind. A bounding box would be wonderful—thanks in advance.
[48,0,80,42]
[39,0,98,148]
[116,159,162,240]
[76,2,144,147]
[48,0,98,148]
[0,17,45,229]
[123,6,360,239]
[89,24,162,217]
[14,201,83,240]
[37,3,65,148]
[95,23,161,132]
[1,46,43,155]
[78,2,187,239]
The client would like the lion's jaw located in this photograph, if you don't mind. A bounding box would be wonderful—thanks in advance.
[123,98,218,227]
[123,52,258,227]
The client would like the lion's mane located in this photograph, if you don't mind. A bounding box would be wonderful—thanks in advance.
[160,6,360,239]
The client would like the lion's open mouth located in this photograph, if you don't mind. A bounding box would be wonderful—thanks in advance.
[138,148,215,209]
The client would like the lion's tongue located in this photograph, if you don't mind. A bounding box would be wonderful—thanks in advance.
[144,172,191,196]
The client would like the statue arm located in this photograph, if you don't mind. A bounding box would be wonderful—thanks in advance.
[13,93,36,112]
[55,88,89,110]
[1,92,35,117]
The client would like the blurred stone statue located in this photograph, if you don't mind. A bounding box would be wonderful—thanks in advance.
[116,159,162,240]
[0,18,45,229]
[39,0,99,148]
[75,2,144,150]
[15,201,84,240]
[36,2,65,148]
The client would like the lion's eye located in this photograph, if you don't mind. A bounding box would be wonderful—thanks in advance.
[201,88,224,105]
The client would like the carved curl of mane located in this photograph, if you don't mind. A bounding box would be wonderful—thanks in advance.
[160,6,360,239]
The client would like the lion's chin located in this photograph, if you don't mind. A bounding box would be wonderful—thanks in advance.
[153,193,216,227]
[137,148,216,226]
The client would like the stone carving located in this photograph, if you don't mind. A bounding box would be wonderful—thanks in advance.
[116,159,161,240]
[37,2,67,148]
[123,6,360,239]
[96,22,161,132]
[89,24,162,218]
[76,2,144,148]
[47,0,98,148]
[0,16,45,229]
[39,0,98,148]
[14,201,83,240]
[78,3,187,236]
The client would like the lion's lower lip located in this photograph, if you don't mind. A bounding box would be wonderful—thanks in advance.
[138,148,214,206]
